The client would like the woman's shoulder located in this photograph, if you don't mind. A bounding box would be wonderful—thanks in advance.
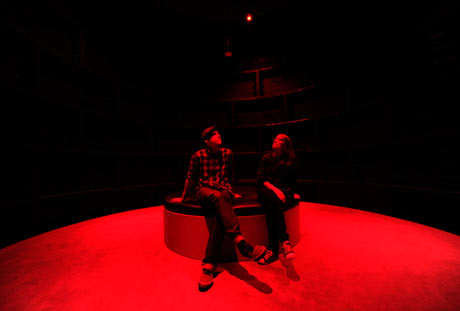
[261,151,273,161]
[263,151,272,157]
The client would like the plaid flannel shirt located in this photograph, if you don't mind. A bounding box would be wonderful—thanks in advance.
[186,147,234,194]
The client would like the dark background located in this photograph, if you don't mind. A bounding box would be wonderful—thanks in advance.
[1,1,459,247]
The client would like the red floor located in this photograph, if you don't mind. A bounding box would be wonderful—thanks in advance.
[1,202,460,311]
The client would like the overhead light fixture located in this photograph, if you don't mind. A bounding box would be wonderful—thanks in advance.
[224,37,232,57]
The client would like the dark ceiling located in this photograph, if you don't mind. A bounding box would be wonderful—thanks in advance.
[29,2,422,64]
[5,1,457,97]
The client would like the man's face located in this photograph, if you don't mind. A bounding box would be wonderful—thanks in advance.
[206,131,222,147]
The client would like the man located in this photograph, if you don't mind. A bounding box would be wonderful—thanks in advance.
[172,125,267,291]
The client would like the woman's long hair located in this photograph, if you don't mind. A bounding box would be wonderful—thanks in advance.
[274,134,296,166]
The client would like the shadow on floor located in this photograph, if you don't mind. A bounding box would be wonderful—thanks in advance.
[219,262,274,294]
[280,257,301,282]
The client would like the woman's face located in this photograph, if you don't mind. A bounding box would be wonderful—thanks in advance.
[272,135,285,151]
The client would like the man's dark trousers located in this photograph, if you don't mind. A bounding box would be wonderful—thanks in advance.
[197,187,240,264]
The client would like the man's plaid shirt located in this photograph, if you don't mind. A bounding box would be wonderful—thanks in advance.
[186,147,234,194]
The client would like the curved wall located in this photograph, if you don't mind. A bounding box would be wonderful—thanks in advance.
[2,4,459,248]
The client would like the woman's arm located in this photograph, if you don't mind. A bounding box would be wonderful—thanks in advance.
[257,153,272,187]
[263,181,286,203]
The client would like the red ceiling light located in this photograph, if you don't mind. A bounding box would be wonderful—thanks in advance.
[246,14,253,22]
[224,38,232,57]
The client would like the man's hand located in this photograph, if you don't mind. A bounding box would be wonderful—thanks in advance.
[294,193,301,200]
[234,193,242,199]
[170,197,183,203]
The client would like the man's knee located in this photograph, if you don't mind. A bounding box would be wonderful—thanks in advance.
[216,190,232,204]
[198,188,220,203]
[221,190,232,199]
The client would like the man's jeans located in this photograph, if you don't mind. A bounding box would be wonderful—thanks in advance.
[197,187,240,264]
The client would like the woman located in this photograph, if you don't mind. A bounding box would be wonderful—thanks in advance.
[257,134,298,265]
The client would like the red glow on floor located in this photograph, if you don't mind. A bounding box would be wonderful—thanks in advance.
[1,203,459,310]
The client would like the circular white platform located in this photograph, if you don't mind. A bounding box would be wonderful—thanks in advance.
[163,204,301,261]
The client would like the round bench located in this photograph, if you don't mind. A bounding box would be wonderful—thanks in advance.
[163,186,301,262]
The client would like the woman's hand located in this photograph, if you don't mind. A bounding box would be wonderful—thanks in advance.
[170,197,183,203]
[264,181,286,203]
[274,189,286,203]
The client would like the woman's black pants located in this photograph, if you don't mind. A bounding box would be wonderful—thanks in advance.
[258,186,289,254]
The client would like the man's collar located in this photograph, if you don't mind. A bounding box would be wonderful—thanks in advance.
[205,147,221,156]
